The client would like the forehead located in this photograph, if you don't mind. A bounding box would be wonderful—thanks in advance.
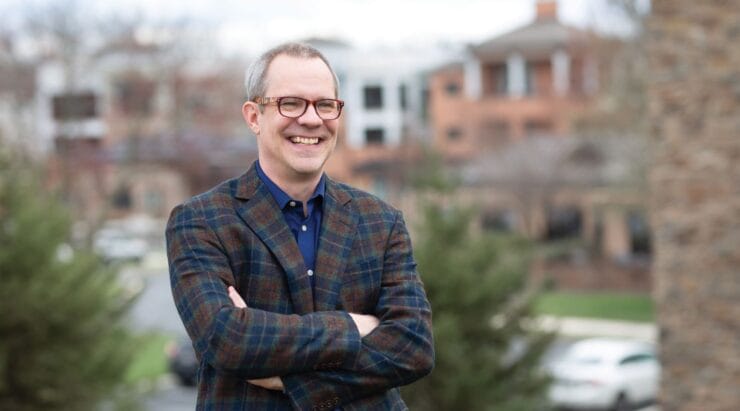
[264,55,336,98]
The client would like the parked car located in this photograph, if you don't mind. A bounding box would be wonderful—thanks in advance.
[93,228,148,263]
[547,338,660,411]
[165,337,198,387]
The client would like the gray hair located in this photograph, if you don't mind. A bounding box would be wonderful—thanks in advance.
[244,42,340,102]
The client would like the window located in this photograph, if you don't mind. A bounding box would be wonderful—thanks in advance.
[111,184,132,210]
[365,128,385,145]
[619,353,656,366]
[420,88,430,121]
[481,209,516,232]
[52,92,97,120]
[399,84,408,110]
[363,86,383,109]
[444,81,460,96]
[492,64,507,96]
[446,127,463,141]
[116,76,155,115]
[628,210,652,255]
[545,206,582,240]
[525,62,536,96]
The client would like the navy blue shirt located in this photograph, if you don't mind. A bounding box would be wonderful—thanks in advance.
[255,161,324,289]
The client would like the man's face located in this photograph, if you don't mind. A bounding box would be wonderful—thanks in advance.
[243,55,339,185]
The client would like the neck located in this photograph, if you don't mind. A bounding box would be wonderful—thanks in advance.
[277,177,321,204]
[260,163,322,203]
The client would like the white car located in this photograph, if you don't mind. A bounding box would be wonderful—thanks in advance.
[93,228,148,263]
[548,338,660,411]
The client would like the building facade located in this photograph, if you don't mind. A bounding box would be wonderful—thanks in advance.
[429,0,597,161]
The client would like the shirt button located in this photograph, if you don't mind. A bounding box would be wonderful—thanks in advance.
[289,201,296,207]
[307,269,314,276]
[301,225,307,232]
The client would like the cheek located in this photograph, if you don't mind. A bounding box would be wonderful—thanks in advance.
[326,120,339,136]
[260,117,290,139]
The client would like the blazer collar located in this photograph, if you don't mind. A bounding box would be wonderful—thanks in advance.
[233,164,314,314]
[313,180,357,311]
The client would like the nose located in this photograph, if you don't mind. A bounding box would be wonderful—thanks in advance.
[297,102,323,126]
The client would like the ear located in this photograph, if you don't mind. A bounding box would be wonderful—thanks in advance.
[242,101,260,135]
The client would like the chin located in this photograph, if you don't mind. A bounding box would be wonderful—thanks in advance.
[290,159,327,176]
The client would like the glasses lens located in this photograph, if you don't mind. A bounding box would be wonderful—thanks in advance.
[316,100,341,119]
[278,97,307,117]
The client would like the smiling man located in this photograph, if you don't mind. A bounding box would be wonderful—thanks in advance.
[166,42,434,410]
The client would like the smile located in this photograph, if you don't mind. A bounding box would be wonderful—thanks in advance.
[290,136,320,145]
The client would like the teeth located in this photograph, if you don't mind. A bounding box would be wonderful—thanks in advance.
[290,136,320,145]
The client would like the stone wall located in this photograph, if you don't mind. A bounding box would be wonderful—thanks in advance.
[647,1,740,409]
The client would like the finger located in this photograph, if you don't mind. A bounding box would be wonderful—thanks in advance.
[248,377,279,390]
[228,286,247,308]
[229,291,247,308]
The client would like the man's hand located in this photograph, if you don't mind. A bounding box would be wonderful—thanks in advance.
[248,376,285,391]
[349,313,380,337]
[228,286,247,308]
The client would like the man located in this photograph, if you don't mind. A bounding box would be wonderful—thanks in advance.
[166,42,434,410]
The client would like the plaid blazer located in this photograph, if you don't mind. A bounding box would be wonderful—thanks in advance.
[166,163,434,410]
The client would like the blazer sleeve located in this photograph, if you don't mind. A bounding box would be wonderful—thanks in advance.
[281,210,435,410]
[166,201,362,378]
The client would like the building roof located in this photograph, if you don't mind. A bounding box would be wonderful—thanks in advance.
[471,18,587,61]
[461,135,648,189]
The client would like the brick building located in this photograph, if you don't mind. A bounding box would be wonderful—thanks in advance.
[423,0,651,290]
[429,0,597,161]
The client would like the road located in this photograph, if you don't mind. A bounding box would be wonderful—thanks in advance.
[124,262,196,410]
[127,265,186,336]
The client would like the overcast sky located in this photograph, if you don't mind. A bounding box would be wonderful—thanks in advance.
[2,0,638,57]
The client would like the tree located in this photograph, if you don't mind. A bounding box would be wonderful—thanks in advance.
[574,0,650,140]
[0,145,139,410]
[402,159,554,411]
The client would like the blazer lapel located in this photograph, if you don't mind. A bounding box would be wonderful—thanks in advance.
[314,179,357,312]
[233,165,314,314]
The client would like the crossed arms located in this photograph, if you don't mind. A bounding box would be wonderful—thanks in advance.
[227,286,380,391]
[166,200,434,409]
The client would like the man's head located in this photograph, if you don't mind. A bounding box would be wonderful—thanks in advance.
[242,43,342,188]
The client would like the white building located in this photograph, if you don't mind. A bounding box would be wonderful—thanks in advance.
[310,39,455,150]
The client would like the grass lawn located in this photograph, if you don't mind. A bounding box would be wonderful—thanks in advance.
[534,291,654,323]
[125,333,171,383]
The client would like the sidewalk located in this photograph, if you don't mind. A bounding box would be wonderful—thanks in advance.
[537,315,657,342]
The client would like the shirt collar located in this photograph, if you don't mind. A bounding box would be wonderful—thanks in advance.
[255,160,325,209]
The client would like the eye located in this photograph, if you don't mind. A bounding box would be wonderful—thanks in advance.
[316,100,338,112]
[279,97,304,110]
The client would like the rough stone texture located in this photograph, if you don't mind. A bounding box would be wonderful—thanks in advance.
[647,1,740,410]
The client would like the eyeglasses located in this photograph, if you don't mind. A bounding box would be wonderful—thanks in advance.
[254,96,344,120]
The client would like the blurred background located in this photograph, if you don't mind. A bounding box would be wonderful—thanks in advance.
[1,0,737,410]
